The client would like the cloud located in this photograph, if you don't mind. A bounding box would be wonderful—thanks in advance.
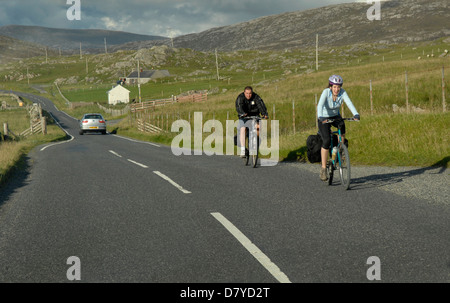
[0,0,358,36]
[100,16,132,32]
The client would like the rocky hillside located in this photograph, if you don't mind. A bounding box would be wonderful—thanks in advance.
[0,35,58,64]
[112,0,449,52]
[0,25,166,52]
[1,0,448,57]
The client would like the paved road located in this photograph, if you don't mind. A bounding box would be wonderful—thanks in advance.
[0,91,449,283]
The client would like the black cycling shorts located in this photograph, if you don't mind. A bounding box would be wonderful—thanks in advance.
[318,116,345,149]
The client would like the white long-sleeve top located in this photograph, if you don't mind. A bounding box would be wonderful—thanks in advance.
[317,88,359,118]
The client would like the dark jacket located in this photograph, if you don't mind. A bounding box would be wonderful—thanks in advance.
[235,92,268,117]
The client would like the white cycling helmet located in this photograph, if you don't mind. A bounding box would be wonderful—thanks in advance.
[329,75,343,86]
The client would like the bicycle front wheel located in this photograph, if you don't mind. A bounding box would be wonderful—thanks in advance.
[327,160,334,185]
[251,137,259,168]
[337,143,351,189]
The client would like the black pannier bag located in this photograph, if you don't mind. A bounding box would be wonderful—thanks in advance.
[306,134,322,163]
[306,133,349,163]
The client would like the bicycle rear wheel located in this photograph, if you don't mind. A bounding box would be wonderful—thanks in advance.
[244,148,250,166]
[337,143,351,189]
[243,132,250,166]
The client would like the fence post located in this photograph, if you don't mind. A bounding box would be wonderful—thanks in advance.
[41,117,47,135]
[443,66,446,112]
[370,80,373,116]
[315,94,318,129]
[405,70,409,114]
[3,123,8,137]
[292,100,296,135]
[273,104,276,121]
[39,104,43,120]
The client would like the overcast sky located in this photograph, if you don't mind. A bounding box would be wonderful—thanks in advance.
[0,0,367,37]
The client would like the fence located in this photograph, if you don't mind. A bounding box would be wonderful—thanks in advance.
[177,93,208,103]
[97,103,130,117]
[1,122,18,141]
[0,93,24,109]
[2,120,46,140]
[364,66,447,115]
[19,118,47,137]
[130,97,175,112]
[136,119,163,134]
[54,82,72,108]
[130,93,208,113]
[20,103,47,137]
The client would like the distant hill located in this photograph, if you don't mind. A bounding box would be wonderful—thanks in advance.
[0,35,58,63]
[1,0,448,57]
[0,25,166,52]
[111,0,450,52]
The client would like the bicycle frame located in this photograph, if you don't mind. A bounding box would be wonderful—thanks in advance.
[330,128,343,167]
[323,118,356,189]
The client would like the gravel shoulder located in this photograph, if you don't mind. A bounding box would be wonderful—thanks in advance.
[286,162,450,205]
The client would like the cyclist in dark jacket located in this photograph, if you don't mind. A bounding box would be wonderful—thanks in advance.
[235,86,268,157]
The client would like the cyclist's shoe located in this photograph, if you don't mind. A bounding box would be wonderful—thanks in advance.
[240,147,246,158]
[320,167,328,181]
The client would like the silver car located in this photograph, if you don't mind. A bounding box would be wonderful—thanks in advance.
[79,113,107,135]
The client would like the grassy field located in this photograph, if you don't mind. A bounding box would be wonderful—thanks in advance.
[0,37,448,171]
[0,107,67,186]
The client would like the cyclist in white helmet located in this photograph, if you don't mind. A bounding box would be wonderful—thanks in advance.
[317,75,360,181]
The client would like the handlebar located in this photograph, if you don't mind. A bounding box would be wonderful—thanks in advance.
[322,117,359,124]
[239,115,266,120]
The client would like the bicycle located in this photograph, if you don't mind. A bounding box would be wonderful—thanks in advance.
[323,118,358,190]
[240,115,262,168]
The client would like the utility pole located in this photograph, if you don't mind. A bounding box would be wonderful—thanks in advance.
[443,66,446,112]
[168,27,174,48]
[215,48,220,80]
[80,42,82,59]
[86,57,88,74]
[104,38,108,54]
[45,47,48,64]
[137,60,141,103]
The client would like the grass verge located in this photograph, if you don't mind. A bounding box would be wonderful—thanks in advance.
[0,110,68,188]
[109,112,449,168]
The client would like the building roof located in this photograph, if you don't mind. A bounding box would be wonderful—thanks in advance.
[107,85,130,94]
[127,70,170,79]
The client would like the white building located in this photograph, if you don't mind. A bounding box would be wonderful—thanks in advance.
[107,85,130,105]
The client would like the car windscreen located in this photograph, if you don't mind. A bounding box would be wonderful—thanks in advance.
[84,115,103,120]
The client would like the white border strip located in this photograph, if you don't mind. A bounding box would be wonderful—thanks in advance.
[112,134,160,147]
[40,112,74,151]
[153,171,191,194]
[211,212,291,283]
[109,150,122,158]
[127,159,149,168]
